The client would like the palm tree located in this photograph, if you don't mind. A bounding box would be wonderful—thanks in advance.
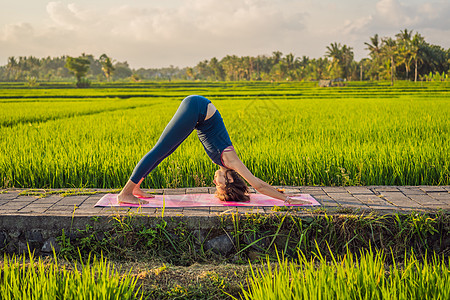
[395,29,413,80]
[314,57,328,80]
[186,67,195,80]
[365,34,382,80]
[341,45,354,80]
[381,37,397,85]
[396,46,412,80]
[99,54,115,81]
[283,53,297,80]
[326,42,343,79]
[221,55,240,81]
[284,53,295,70]
[272,51,283,65]
[365,34,382,57]
[359,58,371,81]
[6,56,19,80]
[196,60,211,80]
[410,33,425,82]
[239,56,250,80]
[326,42,353,80]
[395,29,413,43]
[208,57,224,81]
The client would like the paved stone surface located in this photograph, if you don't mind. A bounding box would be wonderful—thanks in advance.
[0,186,448,218]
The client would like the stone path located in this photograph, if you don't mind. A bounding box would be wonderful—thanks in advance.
[0,186,449,217]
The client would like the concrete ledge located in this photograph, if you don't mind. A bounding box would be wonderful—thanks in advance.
[0,186,448,255]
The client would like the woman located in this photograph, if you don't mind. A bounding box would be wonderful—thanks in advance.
[118,95,309,205]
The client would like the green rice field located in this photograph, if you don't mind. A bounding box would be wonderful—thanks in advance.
[240,247,449,300]
[0,251,142,299]
[1,246,448,299]
[0,81,449,188]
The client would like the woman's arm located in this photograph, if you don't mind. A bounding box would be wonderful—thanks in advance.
[224,151,308,204]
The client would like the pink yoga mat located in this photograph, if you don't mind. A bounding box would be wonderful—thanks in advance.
[95,193,320,208]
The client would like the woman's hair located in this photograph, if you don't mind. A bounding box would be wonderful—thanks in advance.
[215,169,250,202]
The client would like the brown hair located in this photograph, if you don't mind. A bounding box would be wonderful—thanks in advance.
[215,169,250,202]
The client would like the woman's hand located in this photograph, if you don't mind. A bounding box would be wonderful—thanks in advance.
[284,195,310,205]
[224,150,310,205]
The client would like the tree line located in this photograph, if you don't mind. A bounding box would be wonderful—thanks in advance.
[0,53,133,85]
[0,29,449,85]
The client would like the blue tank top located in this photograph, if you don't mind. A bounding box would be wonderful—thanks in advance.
[195,98,233,167]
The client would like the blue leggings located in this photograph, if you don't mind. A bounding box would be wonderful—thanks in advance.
[129,96,209,184]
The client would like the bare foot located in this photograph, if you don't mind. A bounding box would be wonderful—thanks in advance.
[118,193,149,205]
[133,188,155,198]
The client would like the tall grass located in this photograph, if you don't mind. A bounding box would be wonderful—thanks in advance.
[0,250,142,299]
[0,98,163,127]
[0,82,448,188]
[238,247,449,300]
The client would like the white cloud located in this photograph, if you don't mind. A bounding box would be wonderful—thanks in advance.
[341,0,450,34]
[342,16,374,35]
[103,0,305,44]
[0,0,448,67]
[0,22,34,41]
[0,0,307,66]
[332,0,450,59]
[375,0,413,26]
[46,1,83,30]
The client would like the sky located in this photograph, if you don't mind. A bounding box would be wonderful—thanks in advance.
[0,0,449,68]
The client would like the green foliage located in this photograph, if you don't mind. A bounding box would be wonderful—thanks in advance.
[64,55,90,84]
[226,211,449,263]
[423,71,449,82]
[52,210,449,266]
[112,62,132,81]
[37,209,448,298]
[237,247,449,300]
[0,81,448,188]
[26,76,39,87]
[54,209,206,265]
[76,77,91,88]
[99,54,115,81]
[2,210,446,299]
[325,42,354,79]
[0,247,143,299]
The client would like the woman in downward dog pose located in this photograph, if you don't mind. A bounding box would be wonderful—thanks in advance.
[118,95,309,205]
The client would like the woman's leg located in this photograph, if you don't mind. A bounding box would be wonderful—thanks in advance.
[118,97,200,204]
